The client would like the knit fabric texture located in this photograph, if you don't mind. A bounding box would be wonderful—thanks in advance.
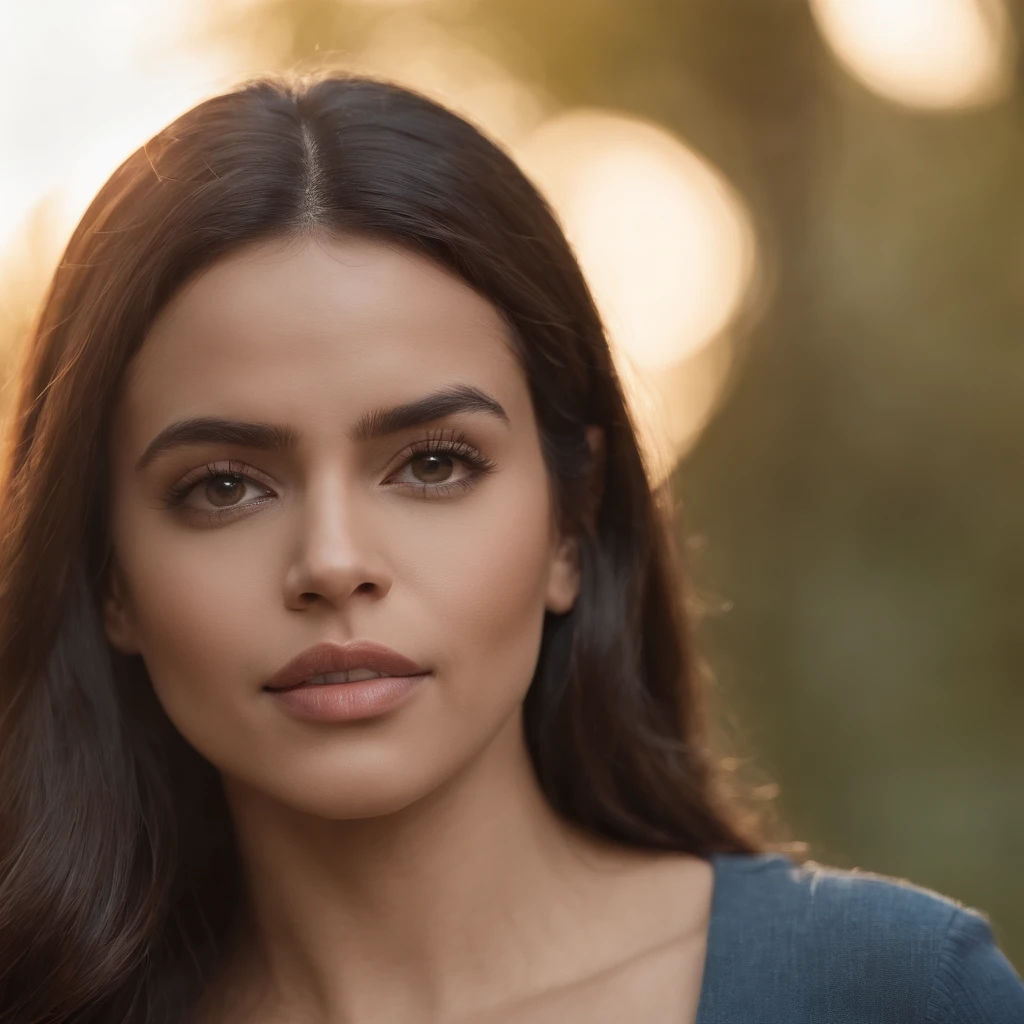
[695,851,1024,1023]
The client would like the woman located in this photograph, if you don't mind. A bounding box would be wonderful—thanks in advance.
[0,73,1019,1024]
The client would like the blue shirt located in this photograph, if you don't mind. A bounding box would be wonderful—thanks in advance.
[696,852,1024,1023]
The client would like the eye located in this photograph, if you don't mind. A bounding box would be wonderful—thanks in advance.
[161,460,275,524]
[198,473,268,509]
[384,431,496,498]
[391,451,468,487]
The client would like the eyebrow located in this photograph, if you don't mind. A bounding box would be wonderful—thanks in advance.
[134,383,510,472]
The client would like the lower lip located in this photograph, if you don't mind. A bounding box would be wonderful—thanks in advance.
[265,674,430,722]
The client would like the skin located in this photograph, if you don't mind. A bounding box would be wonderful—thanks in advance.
[103,234,713,1024]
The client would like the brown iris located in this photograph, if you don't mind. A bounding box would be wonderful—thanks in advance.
[206,476,246,507]
[411,454,453,483]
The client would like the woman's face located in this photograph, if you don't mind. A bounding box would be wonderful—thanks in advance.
[104,234,582,818]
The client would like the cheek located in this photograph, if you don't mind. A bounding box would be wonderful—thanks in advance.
[109,499,273,744]
[412,469,556,693]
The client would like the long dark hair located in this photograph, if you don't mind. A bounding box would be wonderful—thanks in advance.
[0,72,801,1023]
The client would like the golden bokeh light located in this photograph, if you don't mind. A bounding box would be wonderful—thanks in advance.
[516,110,758,483]
[0,0,242,254]
[345,0,445,6]
[354,14,546,148]
[611,333,736,492]
[810,0,1016,110]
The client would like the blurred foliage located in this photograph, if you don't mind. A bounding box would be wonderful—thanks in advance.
[5,0,1022,968]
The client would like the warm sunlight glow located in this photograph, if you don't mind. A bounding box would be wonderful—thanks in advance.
[516,110,757,482]
[612,336,736,490]
[0,0,242,253]
[354,15,545,148]
[517,111,755,371]
[810,0,1015,109]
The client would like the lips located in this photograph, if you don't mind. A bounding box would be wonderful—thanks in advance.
[263,640,430,692]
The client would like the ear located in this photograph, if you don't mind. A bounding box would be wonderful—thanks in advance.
[544,534,580,615]
[544,426,605,615]
[101,561,141,655]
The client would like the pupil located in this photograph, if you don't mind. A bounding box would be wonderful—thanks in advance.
[415,454,452,482]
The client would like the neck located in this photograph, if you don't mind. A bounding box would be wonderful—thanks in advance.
[201,709,667,1024]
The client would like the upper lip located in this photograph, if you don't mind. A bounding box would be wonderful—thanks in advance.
[264,640,430,691]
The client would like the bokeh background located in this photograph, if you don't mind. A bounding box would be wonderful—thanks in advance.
[2,0,1021,967]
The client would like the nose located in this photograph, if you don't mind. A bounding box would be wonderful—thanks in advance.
[282,471,393,610]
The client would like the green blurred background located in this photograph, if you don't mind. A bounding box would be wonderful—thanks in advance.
[2,0,1021,968]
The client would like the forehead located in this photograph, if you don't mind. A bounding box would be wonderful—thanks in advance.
[118,234,524,438]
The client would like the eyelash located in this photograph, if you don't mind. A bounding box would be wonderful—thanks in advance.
[160,429,496,525]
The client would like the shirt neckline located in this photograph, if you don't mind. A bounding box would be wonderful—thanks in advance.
[692,853,721,1024]
[694,851,790,1023]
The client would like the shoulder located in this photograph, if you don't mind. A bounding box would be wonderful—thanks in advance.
[702,852,1024,1024]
